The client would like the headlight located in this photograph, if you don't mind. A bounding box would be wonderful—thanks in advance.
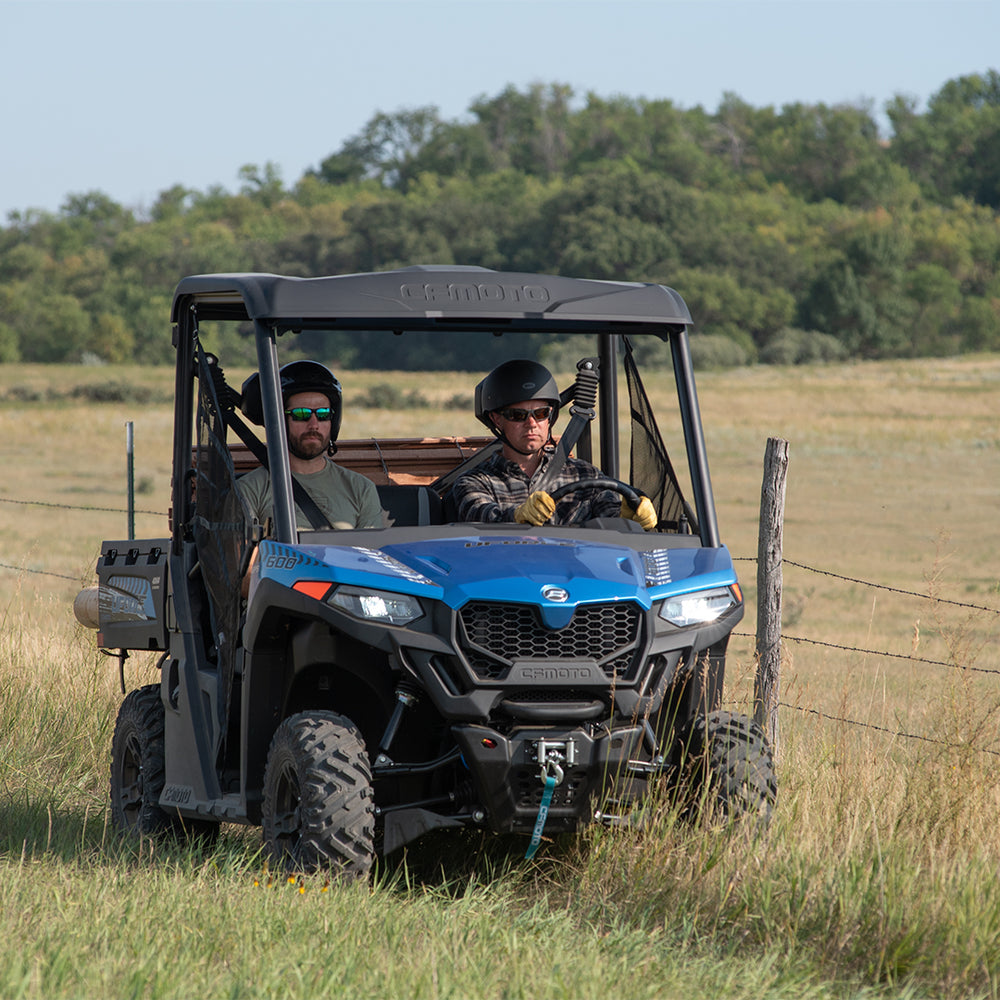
[328,585,423,626]
[658,586,739,628]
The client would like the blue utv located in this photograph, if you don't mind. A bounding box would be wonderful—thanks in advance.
[82,267,776,876]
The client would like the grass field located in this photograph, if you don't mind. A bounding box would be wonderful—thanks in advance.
[1,356,999,998]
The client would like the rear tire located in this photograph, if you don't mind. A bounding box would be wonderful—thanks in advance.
[110,684,220,845]
[111,685,172,837]
[675,710,777,827]
[262,711,375,878]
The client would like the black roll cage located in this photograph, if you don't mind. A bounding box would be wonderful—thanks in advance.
[168,268,721,552]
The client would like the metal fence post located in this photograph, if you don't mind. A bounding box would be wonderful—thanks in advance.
[126,421,135,541]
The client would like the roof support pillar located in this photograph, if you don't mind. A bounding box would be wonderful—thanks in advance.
[255,322,297,543]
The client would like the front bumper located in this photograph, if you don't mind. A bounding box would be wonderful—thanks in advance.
[451,722,647,834]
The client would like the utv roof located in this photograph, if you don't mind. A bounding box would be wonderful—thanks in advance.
[170,266,693,330]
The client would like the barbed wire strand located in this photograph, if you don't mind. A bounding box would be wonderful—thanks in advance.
[0,560,82,582]
[0,496,165,517]
[734,555,1000,615]
[733,630,1000,677]
[779,701,1000,757]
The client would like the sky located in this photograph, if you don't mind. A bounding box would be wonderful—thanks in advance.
[2,0,998,222]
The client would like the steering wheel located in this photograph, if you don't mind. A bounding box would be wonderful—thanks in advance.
[548,477,645,511]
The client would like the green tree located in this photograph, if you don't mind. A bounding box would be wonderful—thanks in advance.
[238,162,286,208]
[469,83,574,178]
[669,266,794,354]
[88,312,134,363]
[150,184,196,222]
[800,220,916,357]
[0,321,20,362]
[888,71,1000,208]
[312,107,445,189]
[342,194,453,272]
[1,75,997,368]
[4,288,92,362]
[0,243,51,282]
[950,295,1000,351]
[906,262,963,354]
[529,163,696,278]
[753,101,887,205]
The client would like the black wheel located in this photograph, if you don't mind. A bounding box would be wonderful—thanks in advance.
[675,711,777,827]
[110,684,220,845]
[262,711,375,878]
[111,685,172,837]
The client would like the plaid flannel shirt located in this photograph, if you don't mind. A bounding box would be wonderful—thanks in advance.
[452,448,622,525]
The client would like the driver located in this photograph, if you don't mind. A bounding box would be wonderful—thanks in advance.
[452,359,657,528]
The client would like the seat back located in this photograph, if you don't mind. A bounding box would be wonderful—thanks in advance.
[377,484,445,527]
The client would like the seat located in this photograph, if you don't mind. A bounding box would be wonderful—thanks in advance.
[377,485,444,527]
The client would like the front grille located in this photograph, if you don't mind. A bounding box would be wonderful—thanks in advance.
[504,689,596,703]
[458,600,645,681]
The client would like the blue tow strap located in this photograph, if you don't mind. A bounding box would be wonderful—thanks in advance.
[525,773,557,860]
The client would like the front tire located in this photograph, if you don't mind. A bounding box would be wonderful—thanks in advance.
[675,710,777,827]
[262,711,375,878]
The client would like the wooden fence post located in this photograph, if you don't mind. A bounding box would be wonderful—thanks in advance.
[754,437,788,759]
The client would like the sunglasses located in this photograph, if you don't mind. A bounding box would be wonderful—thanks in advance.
[499,405,553,423]
[285,407,334,422]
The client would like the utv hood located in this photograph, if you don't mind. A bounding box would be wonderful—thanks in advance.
[254,530,739,615]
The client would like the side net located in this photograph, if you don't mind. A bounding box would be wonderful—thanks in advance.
[193,344,251,747]
[623,337,694,531]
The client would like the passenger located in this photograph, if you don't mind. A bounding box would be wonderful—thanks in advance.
[238,361,383,531]
[453,359,657,529]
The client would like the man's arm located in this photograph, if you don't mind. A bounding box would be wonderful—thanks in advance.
[452,470,526,523]
[357,478,386,529]
[236,466,269,525]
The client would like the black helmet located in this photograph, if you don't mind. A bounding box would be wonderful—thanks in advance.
[474,359,560,434]
[241,360,343,442]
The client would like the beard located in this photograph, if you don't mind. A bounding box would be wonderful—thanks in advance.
[288,430,329,461]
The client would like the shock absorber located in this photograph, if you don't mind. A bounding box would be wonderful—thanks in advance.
[376,682,420,760]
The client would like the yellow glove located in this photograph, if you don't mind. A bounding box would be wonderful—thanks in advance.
[621,496,657,531]
[514,490,556,526]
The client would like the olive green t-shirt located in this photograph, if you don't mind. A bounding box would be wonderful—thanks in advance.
[238,459,384,531]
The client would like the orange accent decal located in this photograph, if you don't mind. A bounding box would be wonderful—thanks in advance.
[293,580,331,601]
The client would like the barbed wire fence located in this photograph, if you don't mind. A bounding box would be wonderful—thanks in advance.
[0,494,167,583]
[729,554,1000,758]
[0,496,165,517]
[3,490,1000,756]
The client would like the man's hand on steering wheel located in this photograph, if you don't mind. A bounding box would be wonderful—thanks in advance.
[514,490,556,526]
[547,478,658,531]
[620,495,657,531]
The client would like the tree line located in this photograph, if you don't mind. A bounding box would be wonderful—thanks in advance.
[1,72,998,370]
